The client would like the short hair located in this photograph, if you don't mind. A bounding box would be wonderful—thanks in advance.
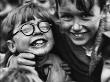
[1,2,53,40]
[0,2,55,53]
[57,0,107,12]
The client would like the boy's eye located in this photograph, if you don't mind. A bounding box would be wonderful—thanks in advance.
[104,60,110,68]
[79,13,93,21]
[39,22,50,32]
[61,14,73,21]
[38,0,47,3]
[21,24,33,34]
[80,13,93,17]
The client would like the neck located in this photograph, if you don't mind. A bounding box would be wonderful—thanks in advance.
[82,41,94,57]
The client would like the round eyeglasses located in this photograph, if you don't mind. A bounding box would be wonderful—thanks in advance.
[13,21,52,36]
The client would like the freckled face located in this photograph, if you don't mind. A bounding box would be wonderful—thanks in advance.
[12,17,54,56]
[59,1,102,46]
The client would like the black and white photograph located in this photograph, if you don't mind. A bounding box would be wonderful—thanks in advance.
[0,0,110,82]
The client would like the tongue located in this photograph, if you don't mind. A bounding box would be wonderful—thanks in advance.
[36,43,45,47]
[31,39,47,47]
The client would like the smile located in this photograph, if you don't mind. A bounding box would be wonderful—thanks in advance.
[30,38,48,48]
[70,32,88,39]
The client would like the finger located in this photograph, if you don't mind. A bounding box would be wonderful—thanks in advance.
[17,57,35,66]
[60,63,69,67]
[62,67,71,70]
[18,65,43,82]
[18,53,35,59]
[60,63,71,70]
[65,71,71,75]
[18,65,38,75]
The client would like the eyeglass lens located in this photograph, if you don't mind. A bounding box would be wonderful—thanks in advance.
[21,22,51,36]
[21,24,34,36]
[38,22,51,33]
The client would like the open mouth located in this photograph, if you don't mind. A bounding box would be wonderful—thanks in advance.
[70,28,88,39]
[30,38,48,48]
[69,25,90,39]
[70,32,88,39]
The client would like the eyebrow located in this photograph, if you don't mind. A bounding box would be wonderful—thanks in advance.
[59,10,83,16]
[59,7,84,14]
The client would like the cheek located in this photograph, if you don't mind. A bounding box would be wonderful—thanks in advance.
[90,24,99,33]
[45,31,54,44]
[86,19,100,34]
[14,35,31,51]
[46,31,54,40]
[60,21,73,30]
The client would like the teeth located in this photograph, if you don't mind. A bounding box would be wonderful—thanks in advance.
[74,34,82,37]
[36,40,43,44]
[31,39,47,48]
[32,41,45,47]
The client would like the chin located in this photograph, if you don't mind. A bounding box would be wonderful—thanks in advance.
[72,40,88,46]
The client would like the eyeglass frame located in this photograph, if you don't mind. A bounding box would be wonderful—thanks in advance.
[13,21,52,36]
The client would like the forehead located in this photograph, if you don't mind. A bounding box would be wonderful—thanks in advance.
[59,0,99,13]
[14,16,41,31]
[29,16,41,23]
[59,1,79,13]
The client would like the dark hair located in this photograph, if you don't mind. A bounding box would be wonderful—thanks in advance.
[57,0,107,12]
[7,0,21,5]
[100,34,110,59]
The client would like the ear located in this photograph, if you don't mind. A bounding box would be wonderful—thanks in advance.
[7,40,16,53]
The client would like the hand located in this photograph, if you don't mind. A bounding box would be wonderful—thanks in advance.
[8,53,36,68]
[18,65,43,82]
[60,63,71,75]
[46,64,66,82]
[7,53,43,82]
[0,66,43,82]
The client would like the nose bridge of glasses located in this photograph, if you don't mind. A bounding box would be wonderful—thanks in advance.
[34,23,41,33]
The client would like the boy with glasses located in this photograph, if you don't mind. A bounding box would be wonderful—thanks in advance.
[0,2,71,82]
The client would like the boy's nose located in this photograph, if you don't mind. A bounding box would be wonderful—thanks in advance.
[71,23,82,32]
